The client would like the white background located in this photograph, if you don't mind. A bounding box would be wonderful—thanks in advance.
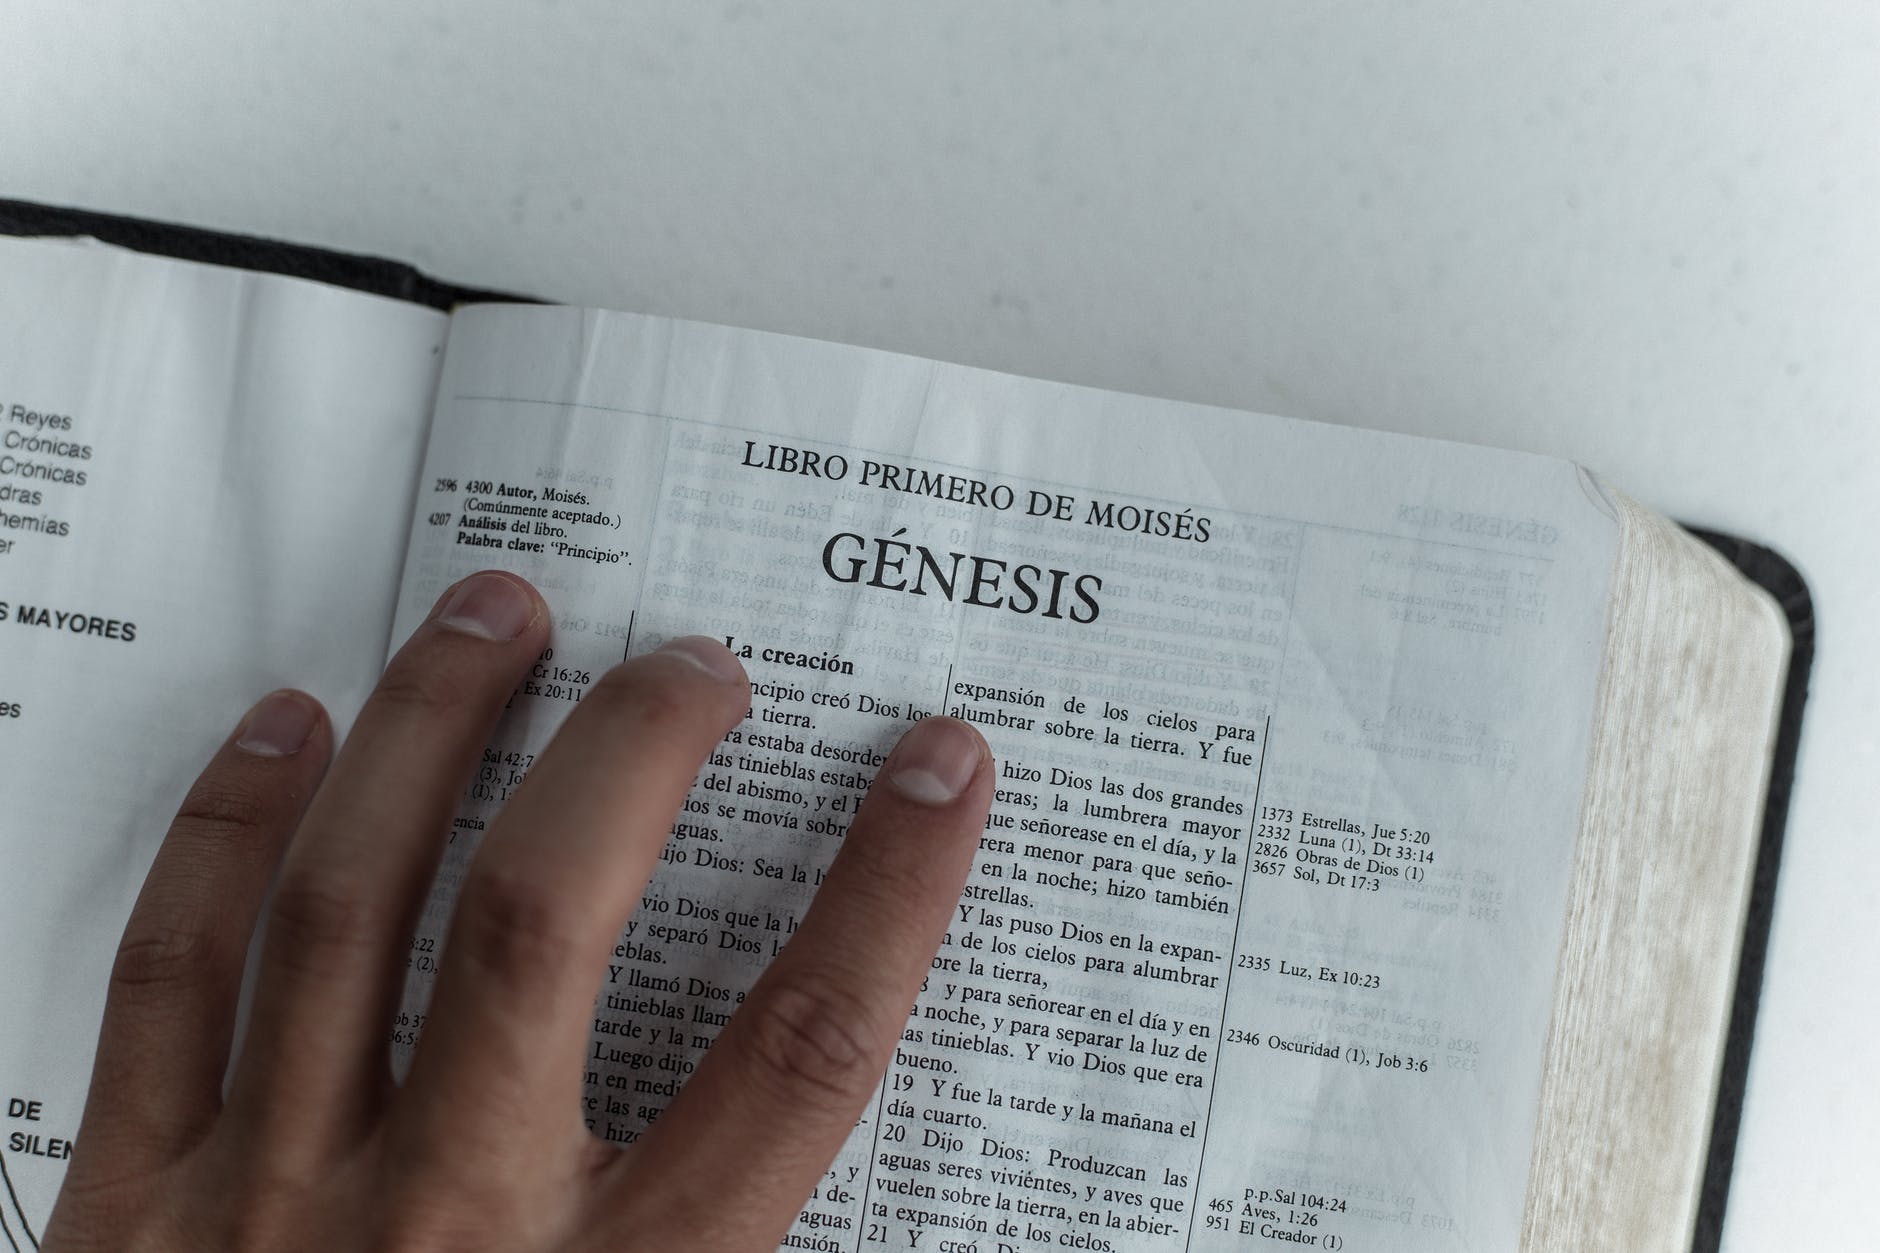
[2,4,1874,1247]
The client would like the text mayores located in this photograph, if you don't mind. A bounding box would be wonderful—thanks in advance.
[822,530,1102,624]
[0,601,137,642]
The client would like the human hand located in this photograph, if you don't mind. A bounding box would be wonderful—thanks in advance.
[44,570,992,1251]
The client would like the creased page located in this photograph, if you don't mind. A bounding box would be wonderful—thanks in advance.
[390,305,1619,1252]
[0,237,446,1236]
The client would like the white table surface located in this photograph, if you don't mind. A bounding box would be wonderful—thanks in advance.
[4,4,1875,1247]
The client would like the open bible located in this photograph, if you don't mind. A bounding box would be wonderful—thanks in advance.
[0,217,1807,1252]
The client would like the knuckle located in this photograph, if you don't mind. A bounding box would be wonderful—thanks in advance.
[823,823,949,935]
[264,872,379,976]
[451,866,584,986]
[172,777,272,845]
[109,921,218,997]
[588,660,691,728]
[839,829,934,910]
[739,974,883,1105]
[367,650,478,722]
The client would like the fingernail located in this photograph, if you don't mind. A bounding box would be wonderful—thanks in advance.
[436,571,538,640]
[237,690,319,757]
[887,717,984,807]
[657,635,746,683]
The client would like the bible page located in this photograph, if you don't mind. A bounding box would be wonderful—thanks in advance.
[389,304,1621,1253]
[0,236,447,1243]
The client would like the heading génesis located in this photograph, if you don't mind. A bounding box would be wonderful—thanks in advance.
[821,529,1101,624]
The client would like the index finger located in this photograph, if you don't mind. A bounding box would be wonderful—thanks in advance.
[599,715,991,1249]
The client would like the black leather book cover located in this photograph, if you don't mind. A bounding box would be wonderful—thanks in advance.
[0,198,526,309]
[1686,532,1813,1253]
